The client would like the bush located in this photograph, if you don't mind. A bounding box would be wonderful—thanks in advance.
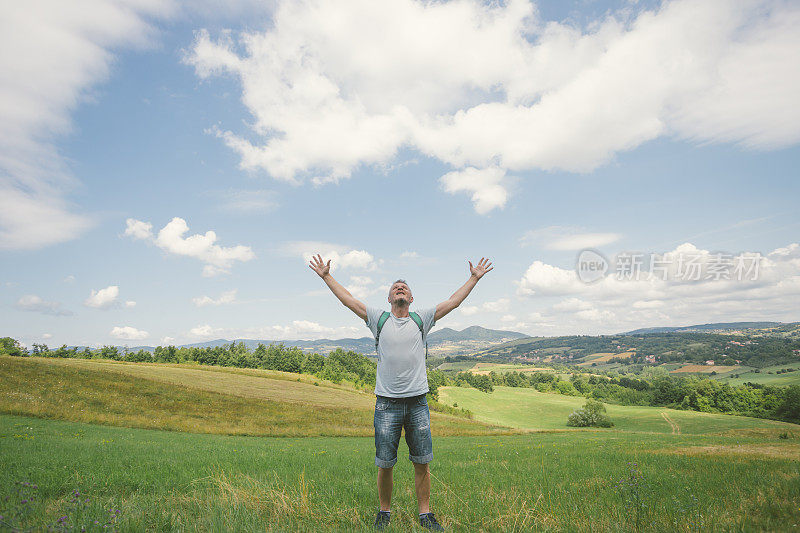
[567,399,614,427]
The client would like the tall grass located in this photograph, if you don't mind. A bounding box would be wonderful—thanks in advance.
[1,414,798,531]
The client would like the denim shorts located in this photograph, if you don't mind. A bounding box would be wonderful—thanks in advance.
[374,394,434,468]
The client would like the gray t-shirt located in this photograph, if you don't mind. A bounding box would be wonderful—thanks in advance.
[365,305,436,398]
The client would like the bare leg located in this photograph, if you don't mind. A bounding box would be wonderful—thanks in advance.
[377,466,393,511]
[413,462,431,514]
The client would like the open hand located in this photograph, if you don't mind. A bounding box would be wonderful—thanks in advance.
[308,254,331,278]
[469,257,493,279]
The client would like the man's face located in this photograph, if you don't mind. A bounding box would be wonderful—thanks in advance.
[388,282,413,306]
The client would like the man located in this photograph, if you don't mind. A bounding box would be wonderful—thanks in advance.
[308,254,493,531]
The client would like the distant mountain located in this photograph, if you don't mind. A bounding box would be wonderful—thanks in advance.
[126,325,528,357]
[623,322,784,335]
[428,325,528,343]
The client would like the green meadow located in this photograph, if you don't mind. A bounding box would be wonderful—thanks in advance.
[715,362,800,387]
[438,386,799,435]
[2,356,800,531]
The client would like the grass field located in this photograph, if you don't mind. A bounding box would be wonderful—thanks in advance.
[438,386,799,435]
[3,357,800,531]
[2,414,800,531]
[0,356,509,437]
[716,361,800,386]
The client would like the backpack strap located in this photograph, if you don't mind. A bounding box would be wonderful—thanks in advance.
[409,312,428,360]
[375,311,429,359]
[375,311,391,353]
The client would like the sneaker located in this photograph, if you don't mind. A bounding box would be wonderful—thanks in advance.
[374,510,391,530]
[419,512,444,531]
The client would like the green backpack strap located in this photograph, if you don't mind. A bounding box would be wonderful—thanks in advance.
[375,311,428,359]
[375,311,391,353]
[409,312,428,360]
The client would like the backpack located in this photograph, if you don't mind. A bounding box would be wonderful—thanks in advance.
[375,311,428,359]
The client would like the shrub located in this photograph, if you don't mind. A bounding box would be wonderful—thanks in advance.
[567,399,614,427]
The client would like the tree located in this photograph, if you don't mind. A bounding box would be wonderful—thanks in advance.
[775,385,800,424]
[567,399,614,427]
[0,337,25,357]
[303,353,326,375]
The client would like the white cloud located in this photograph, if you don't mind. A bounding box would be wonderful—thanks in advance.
[125,217,255,276]
[632,300,663,309]
[575,308,616,322]
[110,326,149,341]
[42,333,53,339]
[187,0,800,214]
[124,218,153,240]
[483,298,511,313]
[192,289,237,307]
[188,321,363,341]
[14,294,73,316]
[553,297,593,312]
[216,189,278,213]
[515,241,800,335]
[459,298,510,316]
[284,241,378,271]
[440,167,509,214]
[517,261,583,296]
[459,306,480,317]
[345,276,376,299]
[520,225,622,250]
[161,336,176,345]
[84,285,119,309]
[400,251,419,259]
[124,300,137,308]
[63,275,76,284]
[0,1,175,250]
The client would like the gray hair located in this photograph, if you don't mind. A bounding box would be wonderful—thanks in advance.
[389,279,410,296]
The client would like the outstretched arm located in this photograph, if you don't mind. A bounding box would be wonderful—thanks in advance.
[435,258,493,322]
[308,254,368,322]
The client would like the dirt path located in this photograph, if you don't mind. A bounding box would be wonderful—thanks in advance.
[661,411,681,434]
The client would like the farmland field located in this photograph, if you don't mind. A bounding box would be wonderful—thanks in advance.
[670,364,741,374]
[576,351,634,366]
[715,361,800,386]
[434,360,478,371]
[468,362,554,375]
[2,357,800,531]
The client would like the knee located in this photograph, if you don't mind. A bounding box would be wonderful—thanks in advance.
[413,462,429,473]
[378,466,394,474]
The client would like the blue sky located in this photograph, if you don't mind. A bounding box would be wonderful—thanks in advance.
[2,0,799,347]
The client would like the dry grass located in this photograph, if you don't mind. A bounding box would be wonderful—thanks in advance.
[577,351,634,366]
[0,356,511,437]
[651,444,800,460]
[661,411,681,434]
[711,427,797,438]
[670,364,740,374]
[24,356,374,408]
[469,362,552,375]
